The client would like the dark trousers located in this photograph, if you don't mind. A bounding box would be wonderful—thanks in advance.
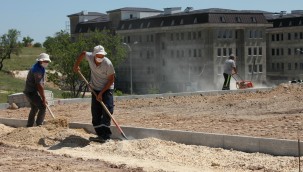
[24,92,46,127]
[222,73,232,90]
[91,89,114,140]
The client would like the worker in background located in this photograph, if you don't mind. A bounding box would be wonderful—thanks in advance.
[24,53,51,127]
[222,54,237,90]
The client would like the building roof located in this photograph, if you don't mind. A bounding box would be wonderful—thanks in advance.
[117,11,268,30]
[106,7,163,13]
[268,16,303,28]
[75,21,112,33]
[67,11,106,17]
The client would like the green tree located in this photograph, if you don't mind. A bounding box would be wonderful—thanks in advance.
[0,29,22,70]
[22,36,34,47]
[43,30,126,98]
[33,42,42,48]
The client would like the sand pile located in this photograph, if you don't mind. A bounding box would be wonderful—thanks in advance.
[0,124,299,171]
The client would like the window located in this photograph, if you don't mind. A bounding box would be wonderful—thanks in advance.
[220,16,226,23]
[181,33,184,40]
[288,33,291,40]
[180,19,184,25]
[281,63,284,71]
[295,33,298,39]
[217,30,222,39]
[259,65,263,72]
[130,14,133,19]
[223,48,227,56]
[251,17,256,23]
[228,48,232,55]
[254,48,257,55]
[198,31,201,39]
[248,48,252,56]
[188,32,192,40]
[235,16,242,23]
[249,64,254,72]
[276,48,280,56]
[276,34,280,41]
[295,63,298,70]
[217,48,221,56]
[259,47,262,55]
[288,48,291,55]
[171,20,175,26]
[272,49,275,56]
[254,65,258,72]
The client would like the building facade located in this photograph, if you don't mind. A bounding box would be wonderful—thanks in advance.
[68,7,271,94]
[266,11,303,83]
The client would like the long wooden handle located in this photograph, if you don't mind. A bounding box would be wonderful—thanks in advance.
[46,105,56,119]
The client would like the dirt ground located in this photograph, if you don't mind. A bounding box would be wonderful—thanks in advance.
[1,83,303,171]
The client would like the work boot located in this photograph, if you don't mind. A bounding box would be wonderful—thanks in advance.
[89,136,106,143]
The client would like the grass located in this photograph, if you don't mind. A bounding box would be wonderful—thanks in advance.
[2,47,45,71]
[0,47,64,103]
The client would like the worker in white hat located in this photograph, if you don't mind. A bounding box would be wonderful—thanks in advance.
[23,53,51,127]
[73,45,115,143]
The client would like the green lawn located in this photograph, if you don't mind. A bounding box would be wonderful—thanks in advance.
[2,47,45,71]
[0,47,64,103]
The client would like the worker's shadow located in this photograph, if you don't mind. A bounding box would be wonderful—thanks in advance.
[38,135,90,150]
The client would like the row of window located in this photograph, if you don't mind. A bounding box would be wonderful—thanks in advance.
[271,32,303,41]
[218,64,263,74]
[217,30,263,39]
[271,62,303,71]
[271,47,303,56]
[170,49,203,58]
[170,31,202,41]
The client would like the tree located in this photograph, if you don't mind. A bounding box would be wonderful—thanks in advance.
[33,42,42,48]
[43,30,126,98]
[0,29,22,70]
[22,36,34,47]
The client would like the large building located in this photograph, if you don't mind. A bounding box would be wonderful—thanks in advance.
[266,10,303,84]
[68,7,271,94]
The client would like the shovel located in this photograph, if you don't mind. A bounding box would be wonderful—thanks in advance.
[77,71,128,140]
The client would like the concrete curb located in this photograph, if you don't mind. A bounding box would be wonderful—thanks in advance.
[0,87,272,109]
[0,117,301,156]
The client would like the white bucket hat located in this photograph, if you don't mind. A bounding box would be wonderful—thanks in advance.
[93,45,107,55]
[36,53,51,62]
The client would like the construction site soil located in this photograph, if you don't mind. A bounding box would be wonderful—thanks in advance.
[1,83,303,171]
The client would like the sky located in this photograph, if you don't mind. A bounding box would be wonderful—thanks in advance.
[1,0,302,44]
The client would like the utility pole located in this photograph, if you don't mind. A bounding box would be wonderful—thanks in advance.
[123,42,138,95]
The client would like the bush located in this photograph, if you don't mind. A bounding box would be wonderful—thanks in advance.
[33,42,42,48]
[114,89,123,96]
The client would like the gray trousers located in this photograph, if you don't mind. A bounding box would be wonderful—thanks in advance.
[24,92,46,127]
